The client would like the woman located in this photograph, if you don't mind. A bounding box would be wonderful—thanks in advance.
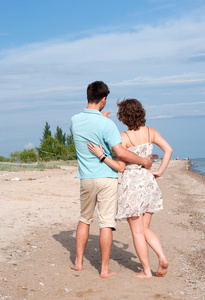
[88,99,172,278]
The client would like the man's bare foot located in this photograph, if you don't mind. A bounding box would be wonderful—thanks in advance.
[70,264,83,271]
[133,271,152,278]
[100,269,116,278]
[156,259,169,276]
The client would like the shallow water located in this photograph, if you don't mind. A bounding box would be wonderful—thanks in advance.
[189,158,205,176]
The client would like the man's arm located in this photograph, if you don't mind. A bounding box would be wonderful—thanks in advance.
[112,143,152,169]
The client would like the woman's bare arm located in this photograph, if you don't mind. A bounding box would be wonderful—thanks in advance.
[150,128,173,177]
[87,141,126,172]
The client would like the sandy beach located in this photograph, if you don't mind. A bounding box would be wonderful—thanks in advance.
[0,160,204,300]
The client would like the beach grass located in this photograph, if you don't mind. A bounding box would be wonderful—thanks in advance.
[0,164,37,172]
[0,160,78,172]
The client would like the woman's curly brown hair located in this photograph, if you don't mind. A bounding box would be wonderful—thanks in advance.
[117,98,146,130]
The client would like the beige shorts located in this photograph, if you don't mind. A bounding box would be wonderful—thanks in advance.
[79,178,118,230]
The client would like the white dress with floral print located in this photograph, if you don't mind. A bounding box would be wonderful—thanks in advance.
[116,143,163,221]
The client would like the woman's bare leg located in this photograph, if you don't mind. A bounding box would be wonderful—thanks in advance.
[143,213,168,276]
[127,215,152,278]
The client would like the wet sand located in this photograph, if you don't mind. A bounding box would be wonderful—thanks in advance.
[0,160,204,299]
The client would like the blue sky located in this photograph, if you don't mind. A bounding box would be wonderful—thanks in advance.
[0,0,205,159]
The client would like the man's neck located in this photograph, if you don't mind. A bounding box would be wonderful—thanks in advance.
[87,103,101,111]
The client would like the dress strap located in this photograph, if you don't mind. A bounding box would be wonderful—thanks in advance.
[125,131,135,147]
[147,126,150,143]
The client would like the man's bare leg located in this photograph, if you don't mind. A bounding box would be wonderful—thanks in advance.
[70,221,89,271]
[99,227,116,278]
[143,213,169,276]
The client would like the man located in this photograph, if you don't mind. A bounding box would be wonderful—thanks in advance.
[71,81,152,278]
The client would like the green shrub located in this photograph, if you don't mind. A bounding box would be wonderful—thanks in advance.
[9,151,22,162]
[0,156,10,162]
[19,149,38,163]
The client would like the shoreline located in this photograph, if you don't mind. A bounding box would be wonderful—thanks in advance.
[187,158,205,177]
[0,160,204,299]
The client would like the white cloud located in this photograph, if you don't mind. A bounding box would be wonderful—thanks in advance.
[146,101,205,119]
[148,101,205,109]
[105,101,205,121]
[149,115,173,120]
[1,17,205,65]
[0,15,204,67]
[24,143,34,150]
[0,14,205,120]
[111,73,205,87]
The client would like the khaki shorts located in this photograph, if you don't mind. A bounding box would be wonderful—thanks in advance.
[79,178,118,230]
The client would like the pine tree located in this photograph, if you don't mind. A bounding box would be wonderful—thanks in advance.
[66,127,74,146]
[40,122,51,144]
[55,126,66,145]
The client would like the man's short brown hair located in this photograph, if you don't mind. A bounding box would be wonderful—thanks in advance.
[87,81,110,103]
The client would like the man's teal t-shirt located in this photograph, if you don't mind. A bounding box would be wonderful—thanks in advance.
[71,109,122,179]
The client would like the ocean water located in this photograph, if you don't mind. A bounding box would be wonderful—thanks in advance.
[189,158,205,176]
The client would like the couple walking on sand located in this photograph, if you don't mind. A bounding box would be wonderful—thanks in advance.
[71,81,172,278]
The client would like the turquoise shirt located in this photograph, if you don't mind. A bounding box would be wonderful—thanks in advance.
[71,108,122,179]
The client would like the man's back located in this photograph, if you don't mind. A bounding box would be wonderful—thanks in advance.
[72,108,122,179]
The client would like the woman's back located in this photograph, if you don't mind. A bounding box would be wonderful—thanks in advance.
[121,126,153,150]
[122,127,153,166]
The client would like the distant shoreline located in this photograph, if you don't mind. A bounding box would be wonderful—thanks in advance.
[187,157,205,177]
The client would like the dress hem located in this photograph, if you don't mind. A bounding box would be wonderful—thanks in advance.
[116,208,163,222]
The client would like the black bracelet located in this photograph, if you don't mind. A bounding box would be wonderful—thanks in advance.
[100,154,107,162]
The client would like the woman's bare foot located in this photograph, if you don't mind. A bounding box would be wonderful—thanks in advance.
[100,269,116,278]
[133,271,152,278]
[156,259,169,276]
[70,263,83,271]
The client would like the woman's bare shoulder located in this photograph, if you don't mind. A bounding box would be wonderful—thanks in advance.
[120,131,129,147]
[147,126,158,143]
[148,126,158,135]
[147,126,155,131]
[120,131,127,138]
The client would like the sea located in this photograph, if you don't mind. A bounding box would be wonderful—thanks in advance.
[189,158,205,176]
